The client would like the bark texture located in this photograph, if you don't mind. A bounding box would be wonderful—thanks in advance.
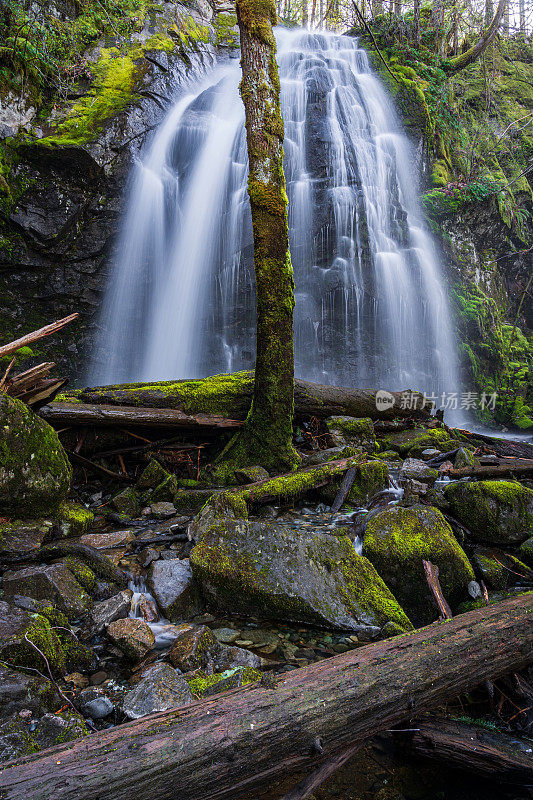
[0,595,532,800]
[232,0,298,471]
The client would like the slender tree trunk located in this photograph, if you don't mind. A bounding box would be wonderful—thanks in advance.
[452,1,459,53]
[413,0,421,44]
[485,0,494,26]
[519,0,525,33]
[310,0,318,26]
[394,0,401,14]
[502,0,509,34]
[231,0,298,472]
[302,0,309,26]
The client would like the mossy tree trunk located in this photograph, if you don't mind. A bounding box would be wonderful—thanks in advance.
[229,0,299,472]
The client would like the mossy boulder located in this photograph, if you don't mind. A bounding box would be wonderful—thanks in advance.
[379,426,460,457]
[471,548,533,589]
[0,394,71,515]
[444,481,533,544]
[325,416,376,453]
[520,538,533,567]
[56,502,94,538]
[190,505,412,634]
[0,710,88,763]
[0,602,69,675]
[2,563,93,618]
[186,666,261,699]
[0,665,61,718]
[363,504,475,624]
[0,519,52,559]
[319,460,389,507]
[147,558,202,621]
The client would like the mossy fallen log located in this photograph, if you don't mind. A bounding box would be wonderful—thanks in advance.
[56,372,432,421]
[0,595,532,800]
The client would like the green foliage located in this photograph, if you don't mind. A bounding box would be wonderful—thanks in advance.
[422,177,503,216]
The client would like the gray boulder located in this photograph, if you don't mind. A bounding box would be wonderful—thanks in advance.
[106,618,155,662]
[148,559,201,621]
[399,458,438,484]
[190,508,411,633]
[122,663,194,719]
[0,666,60,719]
[0,711,87,763]
[90,590,133,634]
[0,394,71,515]
[2,562,92,618]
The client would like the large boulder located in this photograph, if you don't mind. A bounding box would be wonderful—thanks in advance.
[0,602,69,675]
[2,563,92,618]
[0,394,71,515]
[147,559,201,621]
[363,505,475,625]
[89,590,133,634]
[122,663,194,719]
[0,666,61,719]
[0,711,87,763]
[190,509,412,634]
[186,666,261,699]
[444,480,533,544]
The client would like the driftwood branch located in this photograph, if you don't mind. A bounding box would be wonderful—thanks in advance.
[0,595,532,800]
[331,467,356,513]
[40,402,245,431]
[442,459,533,480]
[422,559,453,620]
[0,314,79,359]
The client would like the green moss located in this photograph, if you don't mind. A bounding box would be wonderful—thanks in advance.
[3,613,67,674]
[56,502,94,538]
[379,425,460,456]
[65,558,97,592]
[363,504,475,624]
[445,480,533,543]
[186,666,261,698]
[213,12,239,48]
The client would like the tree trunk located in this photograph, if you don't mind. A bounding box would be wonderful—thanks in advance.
[302,0,309,26]
[502,0,509,34]
[485,0,494,26]
[413,0,421,44]
[1,595,532,800]
[519,0,526,33]
[59,375,432,422]
[443,0,506,73]
[231,0,298,472]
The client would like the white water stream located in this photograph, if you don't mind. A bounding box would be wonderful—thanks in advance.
[90,29,460,402]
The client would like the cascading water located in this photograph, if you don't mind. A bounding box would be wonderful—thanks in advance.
[90,29,460,401]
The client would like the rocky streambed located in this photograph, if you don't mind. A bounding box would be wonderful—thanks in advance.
[0,395,532,797]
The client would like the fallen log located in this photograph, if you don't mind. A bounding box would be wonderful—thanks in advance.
[0,595,532,800]
[422,560,452,620]
[395,716,533,782]
[450,428,533,460]
[58,372,433,421]
[442,459,533,479]
[40,402,245,431]
[331,467,356,512]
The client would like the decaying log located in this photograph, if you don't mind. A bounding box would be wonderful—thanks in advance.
[451,428,533,460]
[0,595,532,800]
[331,467,356,513]
[58,373,433,421]
[40,402,245,431]
[0,314,79,359]
[442,459,533,480]
[396,716,533,782]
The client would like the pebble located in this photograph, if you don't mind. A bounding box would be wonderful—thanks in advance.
[84,697,114,720]
[90,671,108,685]
[213,627,241,644]
[235,639,254,647]
[64,672,89,688]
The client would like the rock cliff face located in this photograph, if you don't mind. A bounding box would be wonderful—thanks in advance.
[0,0,239,376]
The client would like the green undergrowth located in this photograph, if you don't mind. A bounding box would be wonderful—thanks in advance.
[453,283,533,428]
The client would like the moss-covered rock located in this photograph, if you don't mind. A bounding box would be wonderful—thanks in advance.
[186,666,261,699]
[319,460,389,508]
[190,501,412,633]
[325,416,376,453]
[0,710,88,763]
[519,538,533,567]
[471,548,533,589]
[110,486,140,517]
[0,602,68,674]
[363,504,475,624]
[379,426,461,457]
[2,562,93,618]
[0,394,71,515]
[56,502,94,538]
[444,480,533,544]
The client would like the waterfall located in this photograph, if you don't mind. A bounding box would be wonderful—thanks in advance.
[89,29,460,402]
